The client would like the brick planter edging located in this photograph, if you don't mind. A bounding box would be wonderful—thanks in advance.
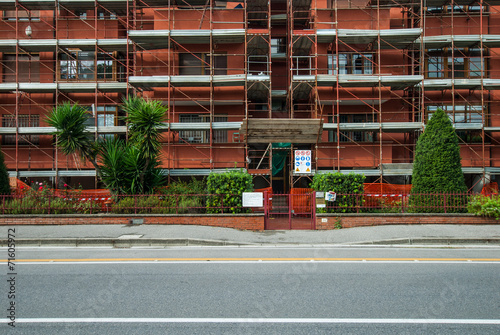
[0,214,265,231]
[316,213,499,229]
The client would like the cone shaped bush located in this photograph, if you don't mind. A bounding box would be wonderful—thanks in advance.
[410,108,468,212]
[0,147,10,195]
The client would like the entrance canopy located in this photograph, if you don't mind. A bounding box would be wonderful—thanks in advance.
[240,118,323,143]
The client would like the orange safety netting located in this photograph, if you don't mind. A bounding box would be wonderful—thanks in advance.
[363,183,412,207]
[9,178,30,194]
[481,182,498,196]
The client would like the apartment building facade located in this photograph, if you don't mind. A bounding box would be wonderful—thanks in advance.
[1,0,499,192]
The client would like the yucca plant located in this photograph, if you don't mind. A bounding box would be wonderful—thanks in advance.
[47,97,168,195]
[121,96,167,192]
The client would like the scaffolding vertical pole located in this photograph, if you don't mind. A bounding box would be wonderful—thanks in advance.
[480,0,486,184]
[54,1,59,187]
[209,1,214,170]
[267,0,272,119]
[420,0,425,151]
[14,3,19,180]
[451,0,456,130]
[288,0,293,119]
[94,0,99,188]
[377,0,383,181]
[167,0,172,179]
[244,0,249,170]
[335,0,340,171]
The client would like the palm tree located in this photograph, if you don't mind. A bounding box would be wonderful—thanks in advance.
[47,98,167,194]
[46,102,103,179]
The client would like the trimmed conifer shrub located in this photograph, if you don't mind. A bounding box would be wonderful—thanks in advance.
[410,108,468,213]
[0,147,10,195]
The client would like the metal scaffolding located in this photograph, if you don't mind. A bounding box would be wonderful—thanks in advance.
[1,0,500,191]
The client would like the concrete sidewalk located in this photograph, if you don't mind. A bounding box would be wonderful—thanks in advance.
[1,224,500,247]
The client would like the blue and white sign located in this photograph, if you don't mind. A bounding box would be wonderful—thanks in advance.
[294,150,312,174]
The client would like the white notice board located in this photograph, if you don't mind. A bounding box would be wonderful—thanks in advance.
[294,150,312,174]
[242,192,264,207]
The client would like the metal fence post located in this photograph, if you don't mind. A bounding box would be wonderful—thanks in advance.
[134,195,137,215]
[220,194,224,214]
[176,194,179,214]
[444,194,447,214]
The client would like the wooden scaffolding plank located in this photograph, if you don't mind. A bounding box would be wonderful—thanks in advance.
[240,119,323,143]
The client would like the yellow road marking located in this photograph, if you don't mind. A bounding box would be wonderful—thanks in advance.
[1,257,500,263]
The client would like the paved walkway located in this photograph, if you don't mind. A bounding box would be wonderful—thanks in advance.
[2,224,500,246]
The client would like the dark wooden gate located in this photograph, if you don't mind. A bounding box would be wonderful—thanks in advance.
[264,192,315,230]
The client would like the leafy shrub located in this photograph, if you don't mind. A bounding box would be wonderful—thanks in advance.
[310,172,365,213]
[206,169,253,214]
[468,194,500,219]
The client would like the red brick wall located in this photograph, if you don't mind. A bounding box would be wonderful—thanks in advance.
[316,214,499,229]
[0,214,265,231]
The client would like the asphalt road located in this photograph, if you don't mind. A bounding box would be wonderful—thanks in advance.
[2,246,500,334]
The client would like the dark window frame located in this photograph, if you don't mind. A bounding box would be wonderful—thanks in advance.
[178,52,227,76]
[58,50,117,81]
[425,48,485,79]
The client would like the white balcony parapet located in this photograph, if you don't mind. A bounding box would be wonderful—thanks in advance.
[0,39,129,52]
[293,74,422,89]
[414,35,500,49]
[316,28,421,49]
[0,82,128,93]
[420,79,500,90]
[129,29,246,49]
[129,74,269,89]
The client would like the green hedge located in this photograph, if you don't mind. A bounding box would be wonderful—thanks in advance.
[206,169,253,214]
[310,172,365,213]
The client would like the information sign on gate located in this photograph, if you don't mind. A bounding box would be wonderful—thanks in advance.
[294,150,312,174]
[242,192,264,207]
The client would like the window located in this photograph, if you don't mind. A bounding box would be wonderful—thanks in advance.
[427,105,484,143]
[59,51,116,81]
[3,10,40,21]
[328,53,373,75]
[179,53,227,75]
[425,48,484,79]
[179,114,228,143]
[425,5,487,14]
[2,114,39,145]
[82,106,119,139]
[271,38,286,55]
[329,114,376,143]
[97,10,117,19]
[3,54,40,82]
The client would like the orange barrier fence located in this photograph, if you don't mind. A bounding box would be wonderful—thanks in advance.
[290,188,313,214]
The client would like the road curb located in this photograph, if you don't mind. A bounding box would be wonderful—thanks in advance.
[2,237,500,247]
[0,238,254,248]
[352,237,500,245]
